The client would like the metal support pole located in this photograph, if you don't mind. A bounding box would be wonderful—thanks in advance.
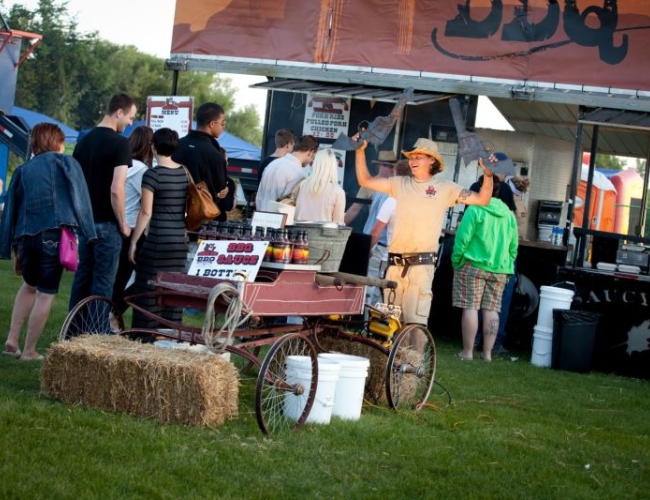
[171,70,179,96]
[637,142,650,237]
[575,124,599,266]
[567,120,583,266]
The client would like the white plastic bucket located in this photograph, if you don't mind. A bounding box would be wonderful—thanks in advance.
[284,356,340,424]
[531,325,553,367]
[536,286,575,330]
[318,353,370,420]
[538,225,554,242]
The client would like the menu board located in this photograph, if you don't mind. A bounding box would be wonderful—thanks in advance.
[303,93,351,140]
[146,96,193,137]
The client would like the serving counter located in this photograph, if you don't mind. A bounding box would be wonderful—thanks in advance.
[555,266,650,379]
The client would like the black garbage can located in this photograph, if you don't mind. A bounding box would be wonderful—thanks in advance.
[552,310,601,373]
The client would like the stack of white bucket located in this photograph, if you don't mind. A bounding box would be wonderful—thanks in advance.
[284,353,370,424]
[531,285,575,367]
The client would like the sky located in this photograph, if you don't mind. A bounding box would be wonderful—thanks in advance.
[2,0,511,130]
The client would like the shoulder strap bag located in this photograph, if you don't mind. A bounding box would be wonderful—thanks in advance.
[182,166,220,231]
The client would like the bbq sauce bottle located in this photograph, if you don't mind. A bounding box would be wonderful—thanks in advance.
[264,228,275,262]
[291,230,307,265]
[272,228,292,264]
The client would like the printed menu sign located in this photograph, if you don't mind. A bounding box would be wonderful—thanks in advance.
[303,93,351,140]
[146,96,193,137]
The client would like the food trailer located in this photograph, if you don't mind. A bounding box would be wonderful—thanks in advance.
[164,1,650,376]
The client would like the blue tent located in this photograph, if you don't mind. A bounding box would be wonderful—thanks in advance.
[216,131,261,161]
[122,121,261,162]
[11,106,79,144]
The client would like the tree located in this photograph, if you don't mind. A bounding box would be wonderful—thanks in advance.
[595,154,625,171]
[4,0,262,143]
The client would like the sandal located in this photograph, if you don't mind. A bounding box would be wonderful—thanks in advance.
[2,345,22,357]
[20,354,44,361]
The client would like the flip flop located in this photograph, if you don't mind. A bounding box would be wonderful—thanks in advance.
[457,353,473,361]
[2,346,22,357]
[20,354,44,361]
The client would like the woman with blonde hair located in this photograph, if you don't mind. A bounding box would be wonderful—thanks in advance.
[294,148,346,224]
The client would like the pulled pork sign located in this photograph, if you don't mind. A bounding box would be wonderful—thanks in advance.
[171,0,650,93]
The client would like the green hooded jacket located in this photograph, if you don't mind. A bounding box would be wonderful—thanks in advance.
[451,198,518,274]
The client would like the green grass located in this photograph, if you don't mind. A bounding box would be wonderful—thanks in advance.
[1,260,649,499]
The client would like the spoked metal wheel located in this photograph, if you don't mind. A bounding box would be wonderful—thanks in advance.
[255,333,318,434]
[59,296,124,341]
[385,324,436,411]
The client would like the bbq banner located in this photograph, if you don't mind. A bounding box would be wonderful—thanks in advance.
[171,0,650,93]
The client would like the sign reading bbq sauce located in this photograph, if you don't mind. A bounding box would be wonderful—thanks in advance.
[188,240,268,282]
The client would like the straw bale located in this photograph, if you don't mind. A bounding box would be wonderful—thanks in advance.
[317,337,425,406]
[41,335,239,427]
[317,336,388,403]
[227,207,244,222]
[391,347,422,404]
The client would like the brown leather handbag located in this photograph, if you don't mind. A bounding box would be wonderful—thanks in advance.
[182,166,220,231]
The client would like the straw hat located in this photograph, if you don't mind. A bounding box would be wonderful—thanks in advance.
[371,150,398,166]
[402,138,445,171]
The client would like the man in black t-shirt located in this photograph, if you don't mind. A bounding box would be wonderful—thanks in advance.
[69,93,136,312]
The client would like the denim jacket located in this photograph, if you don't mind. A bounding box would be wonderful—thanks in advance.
[0,152,97,259]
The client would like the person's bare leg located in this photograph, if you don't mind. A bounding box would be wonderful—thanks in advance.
[459,308,478,359]
[5,282,37,353]
[20,291,55,360]
[481,309,499,361]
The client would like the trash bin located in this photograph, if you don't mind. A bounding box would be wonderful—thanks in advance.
[552,310,600,373]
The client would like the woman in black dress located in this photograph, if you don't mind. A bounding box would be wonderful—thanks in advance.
[129,128,188,331]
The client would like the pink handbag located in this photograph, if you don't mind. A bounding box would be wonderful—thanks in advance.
[59,226,78,272]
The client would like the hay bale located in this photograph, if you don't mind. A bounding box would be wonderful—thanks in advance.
[390,347,422,404]
[317,336,388,403]
[41,335,239,427]
[227,207,244,222]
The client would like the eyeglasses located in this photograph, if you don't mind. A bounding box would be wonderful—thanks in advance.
[212,119,227,126]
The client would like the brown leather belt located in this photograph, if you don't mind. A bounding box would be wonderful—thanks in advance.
[388,252,437,277]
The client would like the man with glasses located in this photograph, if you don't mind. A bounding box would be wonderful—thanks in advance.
[355,137,493,328]
[255,135,319,212]
[172,101,228,220]
[172,102,228,272]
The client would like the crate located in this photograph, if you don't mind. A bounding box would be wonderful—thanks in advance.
[289,223,352,273]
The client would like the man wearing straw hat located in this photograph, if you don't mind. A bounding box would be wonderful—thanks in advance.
[355,137,494,328]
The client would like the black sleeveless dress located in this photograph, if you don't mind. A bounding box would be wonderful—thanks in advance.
[132,166,188,329]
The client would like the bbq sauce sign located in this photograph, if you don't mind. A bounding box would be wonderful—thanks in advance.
[188,240,268,282]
